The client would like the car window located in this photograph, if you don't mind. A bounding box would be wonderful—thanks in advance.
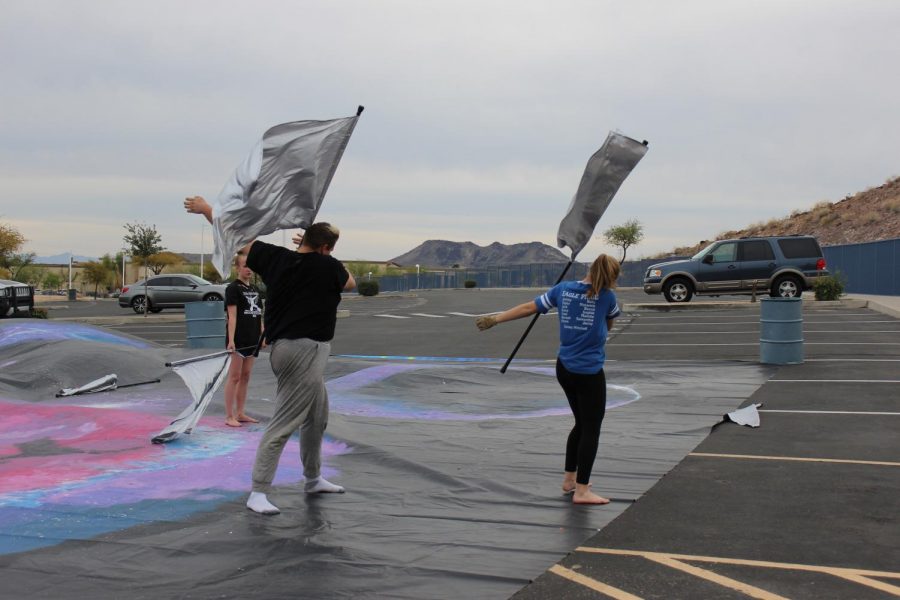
[709,242,737,263]
[739,240,775,261]
[169,277,194,287]
[778,238,821,258]
[147,277,169,286]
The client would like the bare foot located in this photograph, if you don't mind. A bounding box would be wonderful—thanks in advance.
[562,482,590,494]
[225,417,242,427]
[573,490,610,505]
[237,414,259,424]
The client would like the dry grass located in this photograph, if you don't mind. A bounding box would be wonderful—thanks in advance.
[886,199,900,214]
[860,211,881,224]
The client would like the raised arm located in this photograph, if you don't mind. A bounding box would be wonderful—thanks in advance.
[184,196,213,224]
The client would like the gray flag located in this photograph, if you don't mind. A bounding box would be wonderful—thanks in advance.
[211,111,362,276]
[556,132,648,259]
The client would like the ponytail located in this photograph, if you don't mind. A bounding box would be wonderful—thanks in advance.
[586,254,620,298]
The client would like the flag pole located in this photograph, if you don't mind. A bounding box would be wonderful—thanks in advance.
[500,256,577,374]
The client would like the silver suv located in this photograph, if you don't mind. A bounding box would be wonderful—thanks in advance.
[118,274,226,313]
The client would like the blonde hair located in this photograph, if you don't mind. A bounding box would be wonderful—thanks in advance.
[586,254,620,298]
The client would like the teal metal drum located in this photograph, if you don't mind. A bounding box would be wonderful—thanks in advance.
[184,301,226,349]
[759,297,803,365]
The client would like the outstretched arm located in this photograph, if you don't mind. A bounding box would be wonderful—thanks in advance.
[476,301,538,331]
[184,196,213,224]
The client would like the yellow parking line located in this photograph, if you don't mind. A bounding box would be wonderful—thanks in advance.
[548,565,643,599]
[689,452,900,467]
[646,555,788,600]
[575,548,900,588]
[833,573,900,596]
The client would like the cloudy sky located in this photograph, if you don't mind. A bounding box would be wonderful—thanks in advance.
[2,1,899,263]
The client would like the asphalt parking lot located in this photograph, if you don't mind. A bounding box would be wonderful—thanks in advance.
[42,289,900,598]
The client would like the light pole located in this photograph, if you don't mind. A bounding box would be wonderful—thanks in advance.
[416,264,420,290]
[367,271,372,281]
[200,224,205,278]
[121,250,127,290]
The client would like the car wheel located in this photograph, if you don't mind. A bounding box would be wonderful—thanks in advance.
[771,275,802,298]
[203,293,223,302]
[131,296,148,314]
[663,278,694,303]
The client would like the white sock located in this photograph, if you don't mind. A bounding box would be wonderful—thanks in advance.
[246,491,280,514]
[304,477,345,494]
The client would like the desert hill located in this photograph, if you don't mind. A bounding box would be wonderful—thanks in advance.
[390,240,569,268]
[661,176,900,257]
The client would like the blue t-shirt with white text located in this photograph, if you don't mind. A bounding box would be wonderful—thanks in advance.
[534,281,620,374]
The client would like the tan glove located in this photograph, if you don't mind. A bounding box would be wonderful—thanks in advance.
[476,315,498,331]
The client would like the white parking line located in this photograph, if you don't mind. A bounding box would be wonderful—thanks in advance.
[409,313,447,318]
[373,314,411,319]
[616,330,900,335]
[447,312,499,317]
[770,379,900,383]
[806,358,900,362]
[760,410,900,416]
[627,320,899,326]
[611,342,900,346]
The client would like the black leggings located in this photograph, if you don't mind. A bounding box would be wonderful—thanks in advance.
[556,359,607,485]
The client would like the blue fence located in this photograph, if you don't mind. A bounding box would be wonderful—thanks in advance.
[372,239,899,296]
[374,257,686,292]
[823,238,900,296]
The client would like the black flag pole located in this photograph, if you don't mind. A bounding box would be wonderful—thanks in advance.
[499,257,576,374]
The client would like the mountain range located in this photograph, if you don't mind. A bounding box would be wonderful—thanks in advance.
[390,240,570,268]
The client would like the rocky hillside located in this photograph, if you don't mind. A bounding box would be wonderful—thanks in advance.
[391,240,569,268]
[663,176,900,257]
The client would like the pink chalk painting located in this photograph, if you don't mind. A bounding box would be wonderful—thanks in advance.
[0,399,350,554]
[0,321,641,555]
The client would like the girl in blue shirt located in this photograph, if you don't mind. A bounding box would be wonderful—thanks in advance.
[477,255,621,505]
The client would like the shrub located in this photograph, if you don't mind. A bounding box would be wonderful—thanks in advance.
[464,280,477,288]
[812,274,845,301]
[357,281,379,296]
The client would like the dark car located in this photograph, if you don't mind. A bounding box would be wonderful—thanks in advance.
[643,235,829,303]
[118,274,227,313]
[0,279,35,317]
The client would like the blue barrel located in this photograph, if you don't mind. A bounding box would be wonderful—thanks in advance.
[184,301,226,349]
[760,297,803,364]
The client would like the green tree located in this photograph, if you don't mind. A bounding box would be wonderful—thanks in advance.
[203,261,223,283]
[7,252,36,281]
[124,222,165,315]
[603,219,645,263]
[43,271,63,291]
[0,222,26,267]
[145,251,183,275]
[82,261,114,298]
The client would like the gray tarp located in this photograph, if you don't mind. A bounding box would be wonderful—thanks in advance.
[0,320,773,599]
[212,110,361,276]
[556,132,648,258]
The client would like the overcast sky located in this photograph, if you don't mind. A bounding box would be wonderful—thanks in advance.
[2,1,899,263]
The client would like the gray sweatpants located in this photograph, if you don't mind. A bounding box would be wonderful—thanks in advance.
[251,337,330,493]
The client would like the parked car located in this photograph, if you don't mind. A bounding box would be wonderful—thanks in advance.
[0,279,34,317]
[118,274,227,313]
[643,235,829,303]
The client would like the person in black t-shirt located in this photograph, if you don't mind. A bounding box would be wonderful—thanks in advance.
[242,223,356,515]
[223,253,264,428]
[184,197,356,515]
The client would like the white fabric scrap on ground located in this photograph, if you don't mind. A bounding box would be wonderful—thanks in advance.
[726,403,762,427]
[57,374,118,397]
